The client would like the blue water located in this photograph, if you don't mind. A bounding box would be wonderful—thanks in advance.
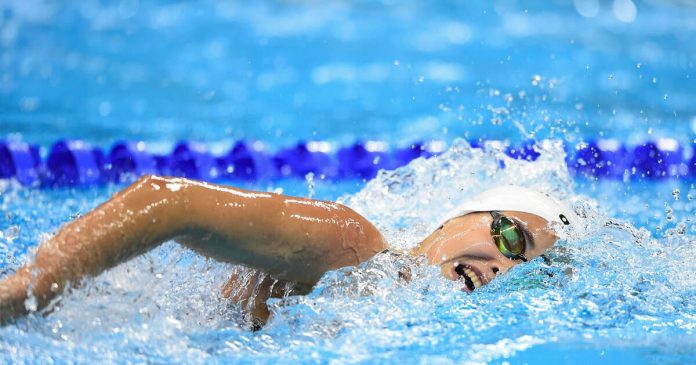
[1,1,696,364]
[2,0,695,147]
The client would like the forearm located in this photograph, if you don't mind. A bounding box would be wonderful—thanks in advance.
[0,175,185,320]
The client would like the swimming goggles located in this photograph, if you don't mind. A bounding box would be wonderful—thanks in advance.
[490,211,528,262]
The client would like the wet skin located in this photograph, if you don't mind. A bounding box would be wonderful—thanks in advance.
[0,175,387,324]
[414,211,558,291]
[0,175,558,326]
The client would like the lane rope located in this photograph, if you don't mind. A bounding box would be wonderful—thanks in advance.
[0,138,690,187]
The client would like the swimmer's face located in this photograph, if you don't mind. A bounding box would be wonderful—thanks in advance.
[414,211,558,292]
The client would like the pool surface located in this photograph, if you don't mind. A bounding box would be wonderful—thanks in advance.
[1,1,696,364]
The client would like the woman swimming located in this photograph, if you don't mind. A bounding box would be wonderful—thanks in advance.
[0,174,578,326]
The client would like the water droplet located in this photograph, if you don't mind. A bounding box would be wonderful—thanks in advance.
[636,63,641,69]
[652,77,657,83]
[688,193,693,201]
[608,74,614,80]
[4,226,19,242]
[531,74,542,86]
[24,295,38,312]
[663,94,669,100]
[672,188,680,200]
[305,172,315,199]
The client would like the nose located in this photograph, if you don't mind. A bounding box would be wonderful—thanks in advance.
[488,251,520,276]
[476,249,520,283]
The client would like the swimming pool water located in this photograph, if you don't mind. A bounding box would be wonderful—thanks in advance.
[2,0,695,148]
[1,143,695,364]
[1,0,696,364]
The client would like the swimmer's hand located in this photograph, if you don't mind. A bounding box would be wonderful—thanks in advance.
[0,175,386,324]
[221,269,311,330]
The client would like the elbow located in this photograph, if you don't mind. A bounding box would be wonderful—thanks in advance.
[333,207,387,267]
[127,174,193,236]
[358,218,388,259]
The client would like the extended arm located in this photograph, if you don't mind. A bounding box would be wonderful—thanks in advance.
[0,175,386,323]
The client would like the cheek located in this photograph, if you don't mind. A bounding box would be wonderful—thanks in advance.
[427,233,494,264]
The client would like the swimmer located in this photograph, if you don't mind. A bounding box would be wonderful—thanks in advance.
[0,175,578,327]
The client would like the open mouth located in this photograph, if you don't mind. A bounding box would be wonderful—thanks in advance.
[454,264,483,292]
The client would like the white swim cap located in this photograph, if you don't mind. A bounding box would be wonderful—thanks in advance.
[453,185,579,227]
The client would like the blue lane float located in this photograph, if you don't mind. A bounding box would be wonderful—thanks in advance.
[632,142,663,178]
[107,141,158,182]
[222,140,276,181]
[570,140,631,179]
[1,138,695,187]
[0,140,41,186]
[154,155,173,177]
[337,141,392,179]
[45,140,102,186]
[394,142,434,166]
[274,142,335,178]
[171,141,218,181]
[505,140,540,162]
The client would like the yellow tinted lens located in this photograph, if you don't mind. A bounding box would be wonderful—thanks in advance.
[493,216,525,258]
